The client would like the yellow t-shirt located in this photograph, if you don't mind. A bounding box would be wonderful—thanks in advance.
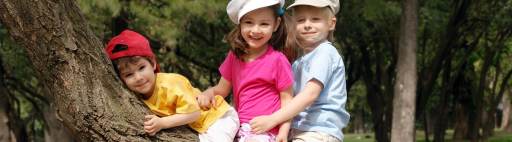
[143,73,230,133]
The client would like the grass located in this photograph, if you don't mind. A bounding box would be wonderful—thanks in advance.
[345,133,374,142]
[344,130,512,142]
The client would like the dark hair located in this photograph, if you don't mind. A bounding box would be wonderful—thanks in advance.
[112,56,155,76]
[225,5,300,62]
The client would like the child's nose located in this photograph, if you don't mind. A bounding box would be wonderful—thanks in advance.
[303,20,312,30]
[133,73,144,82]
[251,26,263,34]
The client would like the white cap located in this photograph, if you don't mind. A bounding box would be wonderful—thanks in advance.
[287,0,340,14]
[227,0,285,24]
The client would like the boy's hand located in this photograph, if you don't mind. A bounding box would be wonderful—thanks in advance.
[197,87,216,110]
[144,115,163,136]
[249,115,278,134]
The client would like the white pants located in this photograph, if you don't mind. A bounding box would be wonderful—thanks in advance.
[236,123,276,142]
[199,107,240,142]
[290,129,341,142]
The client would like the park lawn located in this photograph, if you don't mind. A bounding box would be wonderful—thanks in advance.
[344,130,512,142]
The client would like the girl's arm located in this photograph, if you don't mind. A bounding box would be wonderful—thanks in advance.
[276,87,293,142]
[212,77,232,98]
[197,77,232,110]
[250,80,323,133]
[144,111,201,136]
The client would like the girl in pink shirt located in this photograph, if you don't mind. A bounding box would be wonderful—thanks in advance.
[196,0,294,142]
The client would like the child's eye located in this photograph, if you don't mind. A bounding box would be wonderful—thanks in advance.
[243,21,253,24]
[312,17,322,21]
[261,23,270,26]
[139,65,145,71]
[296,18,305,23]
[123,73,133,78]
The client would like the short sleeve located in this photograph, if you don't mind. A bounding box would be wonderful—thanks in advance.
[219,51,235,82]
[307,47,333,86]
[274,54,293,91]
[173,77,201,114]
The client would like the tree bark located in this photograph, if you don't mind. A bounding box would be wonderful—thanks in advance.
[0,0,197,141]
[453,103,469,142]
[390,0,418,141]
[470,38,496,142]
[416,0,470,122]
[43,106,74,142]
[360,44,392,142]
[505,90,512,132]
[500,92,510,130]
[0,84,15,142]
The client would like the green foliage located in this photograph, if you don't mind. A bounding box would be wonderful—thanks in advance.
[76,0,122,40]
[363,0,400,22]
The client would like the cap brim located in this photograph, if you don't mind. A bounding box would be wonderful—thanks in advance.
[287,1,330,9]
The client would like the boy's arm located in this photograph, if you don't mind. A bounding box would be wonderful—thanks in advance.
[144,111,200,136]
[250,80,323,133]
[274,79,323,121]
[276,87,293,142]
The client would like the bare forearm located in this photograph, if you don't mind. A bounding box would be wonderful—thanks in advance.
[278,120,291,135]
[274,92,316,122]
[160,111,200,129]
[212,78,232,98]
[273,81,323,124]
[212,86,229,98]
[278,87,293,133]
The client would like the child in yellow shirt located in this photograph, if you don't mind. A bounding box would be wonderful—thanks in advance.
[104,30,239,141]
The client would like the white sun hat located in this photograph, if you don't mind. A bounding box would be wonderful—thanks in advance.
[227,0,285,24]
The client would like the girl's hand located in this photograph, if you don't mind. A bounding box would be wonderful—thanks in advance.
[144,115,163,136]
[197,87,216,110]
[249,115,277,134]
[276,132,288,142]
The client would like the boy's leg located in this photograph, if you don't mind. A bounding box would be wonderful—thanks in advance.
[199,107,240,142]
[290,129,341,142]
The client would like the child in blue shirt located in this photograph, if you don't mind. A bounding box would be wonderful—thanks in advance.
[249,0,350,141]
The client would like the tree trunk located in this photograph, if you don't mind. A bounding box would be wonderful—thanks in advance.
[0,85,15,142]
[433,100,449,142]
[500,92,510,130]
[453,103,469,142]
[0,0,197,141]
[416,0,470,124]
[43,106,74,142]
[470,39,496,142]
[390,0,418,141]
[503,89,512,132]
[359,40,393,142]
[352,107,365,134]
[482,109,495,139]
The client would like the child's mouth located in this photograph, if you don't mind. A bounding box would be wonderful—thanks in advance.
[302,32,316,35]
[249,36,263,41]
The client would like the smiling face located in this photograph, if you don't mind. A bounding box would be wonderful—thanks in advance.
[116,56,157,98]
[293,6,336,51]
[240,7,281,50]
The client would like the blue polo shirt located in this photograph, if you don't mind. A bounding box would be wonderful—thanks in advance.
[292,41,350,141]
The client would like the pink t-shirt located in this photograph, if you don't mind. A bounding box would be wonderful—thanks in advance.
[219,46,293,135]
